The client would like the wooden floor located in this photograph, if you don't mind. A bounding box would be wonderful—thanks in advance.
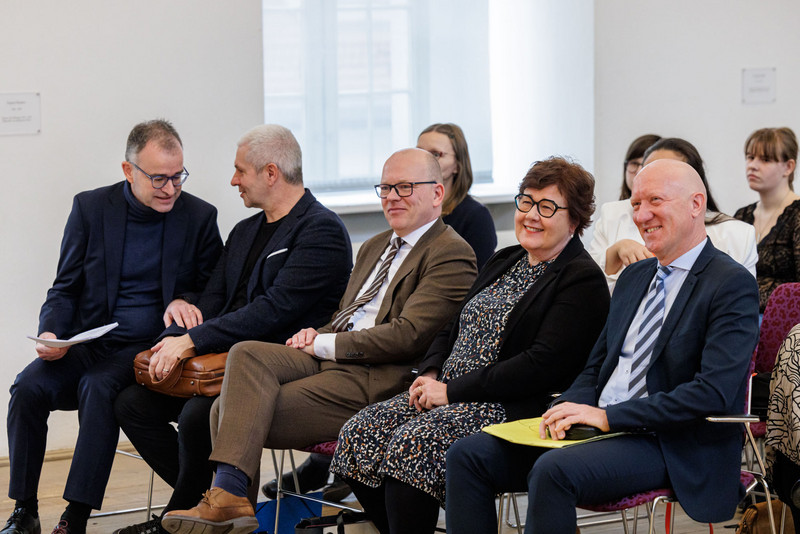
[0,449,750,533]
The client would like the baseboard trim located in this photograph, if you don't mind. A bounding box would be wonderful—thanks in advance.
[0,442,137,468]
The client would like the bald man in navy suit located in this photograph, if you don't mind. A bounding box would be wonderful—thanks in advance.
[445,159,760,534]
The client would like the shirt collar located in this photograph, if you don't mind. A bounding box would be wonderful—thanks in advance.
[392,218,437,248]
[663,237,707,272]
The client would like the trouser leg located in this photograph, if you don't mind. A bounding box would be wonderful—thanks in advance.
[64,341,149,509]
[209,341,320,480]
[7,350,94,501]
[167,396,216,512]
[115,385,186,489]
[445,432,537,534]
[525,434,668,534]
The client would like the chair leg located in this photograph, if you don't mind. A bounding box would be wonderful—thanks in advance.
[509,493,523,534]
[146,468,155,519]
[618,509,630,534]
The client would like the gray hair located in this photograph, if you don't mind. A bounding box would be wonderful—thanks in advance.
[125,119,182,162]
[237,124,303,185]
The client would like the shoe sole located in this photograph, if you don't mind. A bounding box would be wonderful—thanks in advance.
[160,515,258,534]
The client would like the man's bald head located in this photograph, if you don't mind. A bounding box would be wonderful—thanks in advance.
[379,148,445,237]
[631,159,707,265]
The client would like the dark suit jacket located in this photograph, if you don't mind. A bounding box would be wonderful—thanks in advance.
[38,181,222,339]
[560,240,760,523]
[318,218,478,403]
[161,189,353,353]
[418,236,610,421]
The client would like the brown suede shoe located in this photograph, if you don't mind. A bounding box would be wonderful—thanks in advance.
[160,488,258,534]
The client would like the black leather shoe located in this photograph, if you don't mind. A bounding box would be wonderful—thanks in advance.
[0,508,41,534]
[261,457,331,499]
[321,477,352,503]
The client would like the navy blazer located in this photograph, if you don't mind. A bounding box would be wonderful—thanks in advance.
[38,181,222,339]
[162,189,353,353]
[418,236,610,421]
[560,240,760,523]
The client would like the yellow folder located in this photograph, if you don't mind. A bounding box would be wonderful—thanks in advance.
[482,417,626,448]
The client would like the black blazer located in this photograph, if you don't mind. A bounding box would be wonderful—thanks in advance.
[38,181,222,339]
[418,235,610,421]
[561,240,760,523]
[161,189,353,353]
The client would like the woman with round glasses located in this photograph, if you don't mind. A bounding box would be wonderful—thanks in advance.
[329,157,610,534]
[734,127,800,312]
[590,137,757,292]
[416,123,496,269]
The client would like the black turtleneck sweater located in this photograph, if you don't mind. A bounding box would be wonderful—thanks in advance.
[109,182,167,343]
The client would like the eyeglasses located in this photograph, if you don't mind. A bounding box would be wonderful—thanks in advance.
[625,159,643,174]
[374,181,437,198]
[128,161,190,189]
[514,193,568,218]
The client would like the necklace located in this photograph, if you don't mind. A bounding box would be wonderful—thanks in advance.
[755,190,794,241]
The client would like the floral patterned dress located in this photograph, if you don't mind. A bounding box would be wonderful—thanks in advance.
[330,255,551,505]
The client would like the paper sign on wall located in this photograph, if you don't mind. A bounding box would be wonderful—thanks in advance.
[742,68,776,105]
[0,92,41,135]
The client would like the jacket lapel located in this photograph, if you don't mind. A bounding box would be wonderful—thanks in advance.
[246,192,311,299]
[376,218,446,322]
[596,260,656,388]
[103,187,127,314]
[649,241,714,364]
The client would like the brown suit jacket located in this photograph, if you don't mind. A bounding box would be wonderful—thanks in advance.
[318,217,477,402]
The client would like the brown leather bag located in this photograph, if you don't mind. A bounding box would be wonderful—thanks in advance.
[133,349,227,398]
[737,499,794,534]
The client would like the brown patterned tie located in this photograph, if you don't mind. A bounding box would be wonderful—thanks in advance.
[330,237,404,333]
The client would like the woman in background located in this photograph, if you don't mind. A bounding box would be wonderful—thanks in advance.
[590,137,757,291]
[417,123,496,269]
[734,127,800,312]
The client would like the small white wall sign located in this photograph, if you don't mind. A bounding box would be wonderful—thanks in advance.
[0,92,41,135]
[742,68,776,105]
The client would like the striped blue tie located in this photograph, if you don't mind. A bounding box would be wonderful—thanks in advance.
[628,265,672,399]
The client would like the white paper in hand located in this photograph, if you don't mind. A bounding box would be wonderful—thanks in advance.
[27,323,119,348]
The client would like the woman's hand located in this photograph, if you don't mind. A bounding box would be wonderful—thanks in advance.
[409,372,448,412]
[538,402,609,441]
[605,239,653,275]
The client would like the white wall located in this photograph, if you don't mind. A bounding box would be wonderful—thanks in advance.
[593,0,800,215]
[0,0,264,455]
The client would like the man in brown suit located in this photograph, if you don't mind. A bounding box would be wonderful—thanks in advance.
[162,148,478,534]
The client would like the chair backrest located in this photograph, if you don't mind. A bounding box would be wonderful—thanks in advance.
[756,283,800,374]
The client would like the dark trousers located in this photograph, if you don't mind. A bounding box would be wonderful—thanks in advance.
[114,385,216,513]
[445,432,669,534]
[7,339,150,509]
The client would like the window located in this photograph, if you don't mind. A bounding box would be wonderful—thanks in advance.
[262,0,493,194]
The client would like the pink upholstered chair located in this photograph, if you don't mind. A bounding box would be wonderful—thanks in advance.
[751,283,800,439]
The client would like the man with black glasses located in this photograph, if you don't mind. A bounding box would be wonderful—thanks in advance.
[2,119,222,534]
[160,148,478,534]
